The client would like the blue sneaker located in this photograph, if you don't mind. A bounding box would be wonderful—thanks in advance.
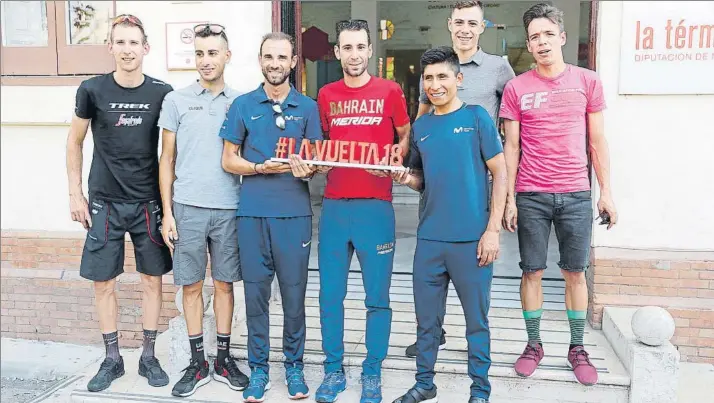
[315,369,347,402]
[242,370,271,402]
[285,366,309,400]
[361,374,382,403]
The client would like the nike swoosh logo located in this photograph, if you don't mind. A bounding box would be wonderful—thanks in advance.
[302,240,311,248]
[251,115,263,120]
[420,134,430,142]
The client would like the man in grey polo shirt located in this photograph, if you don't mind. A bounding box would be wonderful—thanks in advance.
[417,1,515,123]
[405,0,516,358]
[158,23,249,397]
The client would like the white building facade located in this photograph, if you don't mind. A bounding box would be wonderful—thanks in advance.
[1,0,712,363]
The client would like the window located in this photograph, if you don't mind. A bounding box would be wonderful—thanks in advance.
[1,1,115,83]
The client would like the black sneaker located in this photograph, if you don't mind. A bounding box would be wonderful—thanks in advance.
[405,329,447,358]
[392,384,438,403]
[139,356,170,387]
[87,357,125,392]
[213,356,249,391]
[171,359,210,397]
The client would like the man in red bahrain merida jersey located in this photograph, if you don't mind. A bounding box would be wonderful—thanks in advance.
[313,19,411,403]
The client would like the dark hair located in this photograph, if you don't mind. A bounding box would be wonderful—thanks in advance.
[194,23,229,47]
[522,3,565,35]
[420,46,460,76]
[452,1,484,15]
[110,14,147,44]
[259,32,295,56]
[336,19,371,45]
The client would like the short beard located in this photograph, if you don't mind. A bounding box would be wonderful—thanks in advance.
[263,69,291,86]
[343,64,367,78]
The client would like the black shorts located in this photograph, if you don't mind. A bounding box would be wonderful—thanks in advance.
[80,196,173,282]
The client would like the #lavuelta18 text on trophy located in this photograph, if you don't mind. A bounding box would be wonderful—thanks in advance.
[270,137,407,171]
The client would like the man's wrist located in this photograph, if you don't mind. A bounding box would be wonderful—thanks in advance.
[69,185,84,196]
[404,173,416,189]
[485,226,501,234]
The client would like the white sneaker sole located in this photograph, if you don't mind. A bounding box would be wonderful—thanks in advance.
[172,376,210,397]
[565,359,598,386]
[213,372,247,391]
[243,381,272,403]
[285,379,310,400]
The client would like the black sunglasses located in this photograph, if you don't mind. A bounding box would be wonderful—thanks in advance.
[193,23,228,42]
[194,23,225,34]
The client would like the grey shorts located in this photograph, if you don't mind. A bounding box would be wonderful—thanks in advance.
[172,202,241,286]
[515,191,593,273]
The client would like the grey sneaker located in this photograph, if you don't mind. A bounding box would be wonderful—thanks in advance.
[87,357,125,392]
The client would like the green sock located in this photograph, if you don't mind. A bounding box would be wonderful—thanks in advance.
[523,309,542,343]
[567,310,587,347]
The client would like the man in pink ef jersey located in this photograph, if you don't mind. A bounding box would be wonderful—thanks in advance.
[500,3,618,387]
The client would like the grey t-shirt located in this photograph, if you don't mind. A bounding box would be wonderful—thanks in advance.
[420,48,515,123]
[158,82,241,209]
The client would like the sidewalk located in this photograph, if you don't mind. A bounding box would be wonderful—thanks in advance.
[0,338,104,403]
[1,336,711,402]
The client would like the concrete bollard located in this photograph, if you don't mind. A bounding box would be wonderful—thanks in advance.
[603,306,680,403]
[631,306,676,347]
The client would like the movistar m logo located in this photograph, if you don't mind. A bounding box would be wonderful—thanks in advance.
[453,127,474,134]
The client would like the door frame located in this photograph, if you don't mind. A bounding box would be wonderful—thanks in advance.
[275,0,600,90]
[271,0,303,91]
[588,1,600,71]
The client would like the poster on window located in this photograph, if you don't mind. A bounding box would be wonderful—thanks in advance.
[618,1,714,94]
[1,1,49,47]
[66,1,113,45]
[166,21,205,71]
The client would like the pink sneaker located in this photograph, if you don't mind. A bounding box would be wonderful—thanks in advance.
[514,341,544,377]
[567,346,598,385]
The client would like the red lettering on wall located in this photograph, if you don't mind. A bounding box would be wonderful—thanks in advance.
[636,20,654,50]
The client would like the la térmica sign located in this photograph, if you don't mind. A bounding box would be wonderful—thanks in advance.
[619,1,714,95]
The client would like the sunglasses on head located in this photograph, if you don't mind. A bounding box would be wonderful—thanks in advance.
[272,101,286,130]
[194,23,226,35]
[112,14,143,28]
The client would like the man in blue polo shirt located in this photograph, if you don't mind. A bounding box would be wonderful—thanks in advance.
[390,46,507,403]
[219,32,322,402]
